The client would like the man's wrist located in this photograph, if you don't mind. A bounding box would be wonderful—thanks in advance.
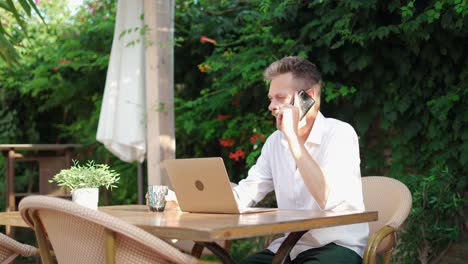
[287,135,303,158]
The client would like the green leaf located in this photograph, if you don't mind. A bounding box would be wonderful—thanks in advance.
[5,0,27,31]
[17,0,31,16]
[0,1,12,11]
[50,160,120,190]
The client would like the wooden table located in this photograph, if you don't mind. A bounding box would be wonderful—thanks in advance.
[0,144,81,212]
[0,205,378,263]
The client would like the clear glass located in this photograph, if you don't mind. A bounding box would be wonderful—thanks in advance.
[148,185,169,212]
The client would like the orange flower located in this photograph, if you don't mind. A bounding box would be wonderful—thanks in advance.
[229,149,245,161]
[200,35,217,44]
[53,66,59,72]
[250,134,265,144]
[219,139,235,147]
[58,59,69,65]
[217,115,232,121]
[198,64,211,73]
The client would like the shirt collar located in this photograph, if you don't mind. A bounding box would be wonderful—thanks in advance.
[305,111,325,146]
[280,111,325,147]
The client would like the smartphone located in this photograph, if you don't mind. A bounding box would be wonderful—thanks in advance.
[296,90,315,120]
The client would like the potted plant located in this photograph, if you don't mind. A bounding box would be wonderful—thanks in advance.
[50,160,119,209]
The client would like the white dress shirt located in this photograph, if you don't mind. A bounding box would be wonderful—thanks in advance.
[233,112,369,259]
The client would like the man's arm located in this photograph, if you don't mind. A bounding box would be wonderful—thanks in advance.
[276,96,329,209]
[278,103,361,210]
[287,135,329,209]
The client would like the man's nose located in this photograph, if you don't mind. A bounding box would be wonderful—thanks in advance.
[269,100,279,112]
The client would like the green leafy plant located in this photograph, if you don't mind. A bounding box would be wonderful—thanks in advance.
[396,165,465,263]
[172,1,466,262]
[50,160,119,190]
[0,0,466,262]
[0,0,44,64]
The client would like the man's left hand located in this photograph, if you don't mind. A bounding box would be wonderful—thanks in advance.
[276,93,300,140]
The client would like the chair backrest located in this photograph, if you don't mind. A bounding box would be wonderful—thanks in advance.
[19,195,197,264]
[362,176,412,252]
[0,232,38,263]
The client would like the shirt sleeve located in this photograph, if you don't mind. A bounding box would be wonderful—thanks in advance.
[233,138,275,208]
[321,124,363,211]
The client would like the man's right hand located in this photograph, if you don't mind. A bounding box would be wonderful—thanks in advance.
[276,92,300,141]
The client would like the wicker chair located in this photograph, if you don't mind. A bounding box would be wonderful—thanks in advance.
[19,195,213,264]
[0,232,39,263]
[362,176,412,264]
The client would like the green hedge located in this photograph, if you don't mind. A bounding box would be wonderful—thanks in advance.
[174,1,466,262]
[0,0,465,262]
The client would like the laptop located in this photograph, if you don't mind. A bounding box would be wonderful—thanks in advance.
[163,157,275,214]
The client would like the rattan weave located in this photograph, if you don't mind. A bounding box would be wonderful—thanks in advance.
[362,176,412,253]
[0,232,38,263]
[19,195,197,264]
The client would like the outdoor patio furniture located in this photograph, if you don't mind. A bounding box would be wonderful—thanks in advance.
[170,239,231,257]
[0,205,378,264]
[362,176,412,264]
[0,232,39,263]
[18,195,203,264]
[0,144,81,212]
[167,182,238,257]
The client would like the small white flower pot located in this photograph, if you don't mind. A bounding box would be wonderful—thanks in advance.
[72,188,99,210]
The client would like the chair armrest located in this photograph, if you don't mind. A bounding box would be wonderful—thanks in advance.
[197,260,221,264]
[363,225,396,264]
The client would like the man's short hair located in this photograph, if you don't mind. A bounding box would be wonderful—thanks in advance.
[263,56,322,91]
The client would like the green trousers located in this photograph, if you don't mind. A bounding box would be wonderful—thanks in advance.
[239,243,362,264]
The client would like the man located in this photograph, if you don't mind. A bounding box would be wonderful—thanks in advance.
[233,56,368,263]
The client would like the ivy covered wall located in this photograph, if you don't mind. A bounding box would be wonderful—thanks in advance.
[0,0,466,263]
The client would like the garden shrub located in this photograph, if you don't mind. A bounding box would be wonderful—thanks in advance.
[174,1,467,262]
[0,0,465,262]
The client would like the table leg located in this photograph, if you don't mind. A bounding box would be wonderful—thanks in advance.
[191,243,204,258]
[7,150,15,212]
[64,148,72,167]
[272,230,308,264]
[194,241,236,264]
[5,150,16,236]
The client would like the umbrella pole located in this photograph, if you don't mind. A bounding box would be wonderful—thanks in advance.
[144,0,175,187]
[138,163,144,204]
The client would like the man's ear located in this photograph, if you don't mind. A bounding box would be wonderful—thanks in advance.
[306,84,318,97]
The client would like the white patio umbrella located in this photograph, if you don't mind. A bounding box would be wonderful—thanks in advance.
[97,0,145,162]
[97,0,146,200]
[96,1,201,252]
[97,0,175,203]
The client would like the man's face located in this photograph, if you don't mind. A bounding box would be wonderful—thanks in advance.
[268,73,297,117]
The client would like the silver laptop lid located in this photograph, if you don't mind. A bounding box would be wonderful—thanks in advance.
[163,157,240,214]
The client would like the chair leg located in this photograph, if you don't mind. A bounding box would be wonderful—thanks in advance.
[383,248,393,264]
[364,226,396,264]
[32,214,54,264]
[363,233,377,264]
[104,229,116,264]
[368,250,377,264]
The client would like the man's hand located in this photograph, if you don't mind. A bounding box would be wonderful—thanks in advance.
[276,92,300,140]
